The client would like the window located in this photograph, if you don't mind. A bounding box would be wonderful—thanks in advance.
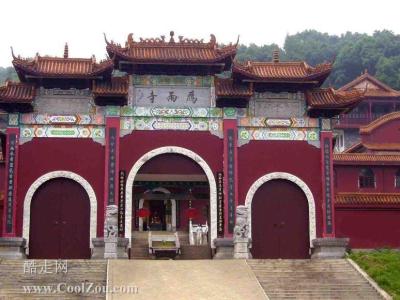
[359,168,375,188]
[395,170,400,188]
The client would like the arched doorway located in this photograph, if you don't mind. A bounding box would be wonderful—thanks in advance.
[251,179,310,259]
[125,146,217,248]
[29,178,91,259]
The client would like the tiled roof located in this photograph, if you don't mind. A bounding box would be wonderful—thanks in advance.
[232,60,332,84]
[305,88,364,109]
[333,153,400,164]
[0,81,35,103]
[336,193,400,206]
[92,76,129,98]
[12,46,113,80]
[339,70,400,98]
[360,111,400,134]
[215,78,253,98]
[106,32,237,65]
[344,141,400,153]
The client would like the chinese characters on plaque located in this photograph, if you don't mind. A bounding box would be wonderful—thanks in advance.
[118,170,126,236]
[227,129,235,233]
[323,137,333,234]
[216,172,224,236]
[5,134,16,233]
[134,87,210,107]
[108,128,117,205]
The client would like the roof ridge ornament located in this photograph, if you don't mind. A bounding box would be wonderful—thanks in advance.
[64,43,68,59]
[169,31,175,43]
[272,48,279,63]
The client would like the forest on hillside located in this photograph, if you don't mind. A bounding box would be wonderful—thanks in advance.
[1,30,400,89]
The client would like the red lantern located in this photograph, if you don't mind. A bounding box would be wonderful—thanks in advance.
[186,207,198,219]
[137,208,150,218]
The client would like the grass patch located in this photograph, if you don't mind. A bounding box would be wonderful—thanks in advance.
[349,249,400,299]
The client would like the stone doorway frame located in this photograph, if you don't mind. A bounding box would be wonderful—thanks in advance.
[138,187,177,232]
[244,172,316,247]
[22,171,97,255]
[125,146,217,248]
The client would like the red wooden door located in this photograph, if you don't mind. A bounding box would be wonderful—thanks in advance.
[251,179,310,259]
[29,178,91,259]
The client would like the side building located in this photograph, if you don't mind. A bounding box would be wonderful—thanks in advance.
[334,112,400,249]
[335,70,400,151]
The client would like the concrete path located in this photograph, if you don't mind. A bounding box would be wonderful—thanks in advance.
[107,260,267,300]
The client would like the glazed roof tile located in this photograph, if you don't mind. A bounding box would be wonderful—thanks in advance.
[12,46,113,80]
[92,76,129,98]
[333,153,400,164]
[232,60,332,84]
[360,111,400,134]
[214,78,253,98]
[305,88,364,109]
[0,81,35,103]
[336,193,400,205]
[106,32,237,65]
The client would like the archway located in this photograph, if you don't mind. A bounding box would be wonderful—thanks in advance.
[245,172,316,258]
[23,171,97,257]
[125,146,217,248]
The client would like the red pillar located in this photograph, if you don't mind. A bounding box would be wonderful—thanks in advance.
[1,127,19,237]
[223,119,238,237]
[104,116,120,211]
[320,131,335,237]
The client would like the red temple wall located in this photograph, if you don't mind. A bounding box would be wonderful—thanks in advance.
[120,131,223,178]
[335,165,400,193]
[238,140,324,237]
[16,138,105,237]
[335,208,400,248]
[361,119,400,144]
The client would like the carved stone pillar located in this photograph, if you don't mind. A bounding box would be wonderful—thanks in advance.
[233,205,252,259]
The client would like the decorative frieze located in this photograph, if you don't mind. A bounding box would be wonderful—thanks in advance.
[238,128,319,144]
[121,106,222,118]
[238,117,319,128]
[20,125,105,139]
[20,114,105,125]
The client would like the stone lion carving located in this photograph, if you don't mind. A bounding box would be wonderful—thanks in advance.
[104,205,118,238]
[234,205,249,240]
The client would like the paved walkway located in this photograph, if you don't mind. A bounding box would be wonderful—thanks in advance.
[107,260,267,300]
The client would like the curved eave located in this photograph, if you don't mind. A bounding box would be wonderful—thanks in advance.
[360,111,400,135]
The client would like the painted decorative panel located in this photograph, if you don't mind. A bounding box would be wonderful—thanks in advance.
[20,114,105,125]
[249,92,306,118]
[239,128,319,142]
[120,117,222,132]
[120,106,222,118]
[238,117,319,128]
[20,125,105,139]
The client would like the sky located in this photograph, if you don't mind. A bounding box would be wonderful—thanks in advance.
[1,0,400,66]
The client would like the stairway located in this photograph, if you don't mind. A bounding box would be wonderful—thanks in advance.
[247,259,384,300]
[0,259,107,299]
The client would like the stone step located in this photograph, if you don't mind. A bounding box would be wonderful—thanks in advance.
[247,259,383,300]
[0,259,107,299]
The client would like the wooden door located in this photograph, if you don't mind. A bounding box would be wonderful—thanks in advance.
[29,178,91,259]
[251,179,310,259]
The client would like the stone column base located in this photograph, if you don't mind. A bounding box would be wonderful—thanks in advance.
[234,239,252,259]
[213,238,234,259]
[0,237,26,259]
[311,237,349,259]
[91,237,129,259]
